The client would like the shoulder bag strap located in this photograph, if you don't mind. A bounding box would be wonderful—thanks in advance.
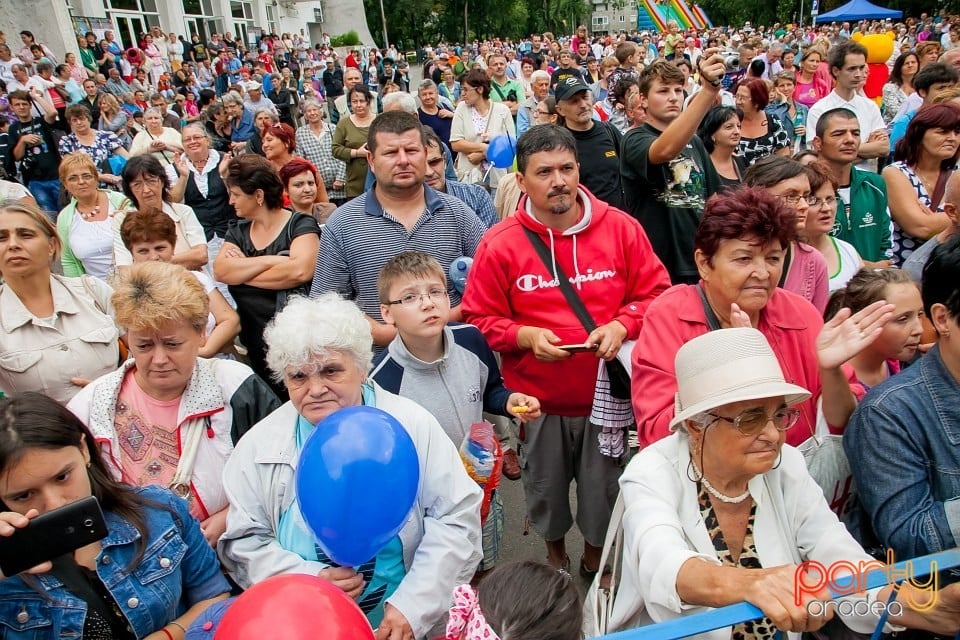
[929,168,952,212]
[48,556,121,624]
[169,415,210,500]
[696,284,724,332]
[777,242,793,288]
[522,226,598,332]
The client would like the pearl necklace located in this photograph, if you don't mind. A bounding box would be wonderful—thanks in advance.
[691,460,751,504]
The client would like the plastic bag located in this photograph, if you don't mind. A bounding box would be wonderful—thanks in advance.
[459,421,503,523]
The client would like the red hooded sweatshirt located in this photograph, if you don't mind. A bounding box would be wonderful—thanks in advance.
[462,187,671,416]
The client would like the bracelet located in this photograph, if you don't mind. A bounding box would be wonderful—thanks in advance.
[169,621,187,634]
[159,629,174,640]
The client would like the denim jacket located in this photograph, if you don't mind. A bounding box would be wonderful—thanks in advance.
[845,344,960,560]
[0,486,230,639]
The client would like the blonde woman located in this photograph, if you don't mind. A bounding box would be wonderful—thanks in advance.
[0,201,119,403]
[57,153,128,279]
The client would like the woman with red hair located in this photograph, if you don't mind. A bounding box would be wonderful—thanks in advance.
[631,185,894,449]
[735,78,790,165]
[260,122,297,171]
[262,122,328,207]
[278,158,337,225]
[883,102,960,266]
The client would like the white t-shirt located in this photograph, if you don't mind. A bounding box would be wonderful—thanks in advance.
[192,270,218,337]
[828,236,863,292]
[806,90,886,172]
[0,180,31,201]
[69,200,118,282]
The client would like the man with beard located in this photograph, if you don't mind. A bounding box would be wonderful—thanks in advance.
[462,125,670,578]
[310,112,486,348]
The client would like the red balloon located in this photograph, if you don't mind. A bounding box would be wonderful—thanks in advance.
[864,62,889,99]
[214,574,375,640]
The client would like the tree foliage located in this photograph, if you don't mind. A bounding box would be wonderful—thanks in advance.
[362,0,590,47]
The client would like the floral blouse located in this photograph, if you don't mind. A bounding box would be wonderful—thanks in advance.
[58,130,124,167]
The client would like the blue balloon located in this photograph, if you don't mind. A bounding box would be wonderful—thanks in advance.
[295,406,420,567]
[486,134,516,168]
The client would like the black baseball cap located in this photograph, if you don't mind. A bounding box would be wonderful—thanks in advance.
[554,76,591,101]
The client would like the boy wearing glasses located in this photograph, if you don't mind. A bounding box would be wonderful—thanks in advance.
[370,250,541,577]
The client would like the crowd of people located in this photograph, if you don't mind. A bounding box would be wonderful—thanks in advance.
[2,11,960,640]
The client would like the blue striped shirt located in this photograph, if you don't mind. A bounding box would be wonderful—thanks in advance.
[309,185,486,320]
[446,180,498,229]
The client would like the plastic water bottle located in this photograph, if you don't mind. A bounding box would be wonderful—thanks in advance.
[449,257,473,294]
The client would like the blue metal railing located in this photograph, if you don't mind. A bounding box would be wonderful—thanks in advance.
[596,549,960,640]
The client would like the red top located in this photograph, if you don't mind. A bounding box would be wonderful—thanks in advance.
[462,187,671,416]
[631,284,855,448]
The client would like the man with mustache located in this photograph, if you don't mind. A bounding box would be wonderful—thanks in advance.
[463,125,671,579]
[554,76,625,210]
[812,107,893,267]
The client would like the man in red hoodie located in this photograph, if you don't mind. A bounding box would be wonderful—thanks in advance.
[462,125,671,577]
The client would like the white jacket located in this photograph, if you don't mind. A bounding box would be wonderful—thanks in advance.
[609,433,894,639]
[68,357,280,519]
[218,383,483,639]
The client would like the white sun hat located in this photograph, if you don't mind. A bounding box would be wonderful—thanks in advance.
[669,328,811,431]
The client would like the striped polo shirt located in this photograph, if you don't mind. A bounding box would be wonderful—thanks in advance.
[309,184,486,321]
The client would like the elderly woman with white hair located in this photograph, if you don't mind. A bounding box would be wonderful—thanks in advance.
[129,106,184,171]
[607,327,960,638]
[218,293,483,640]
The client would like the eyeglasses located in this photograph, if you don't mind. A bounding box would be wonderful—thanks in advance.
[706,406,800,436]
[386,288,449,308]
[66,173,96,183]
[535,109,552,116]
[808,195,838,208]
[775,193,817,206]
[128,176,163,189]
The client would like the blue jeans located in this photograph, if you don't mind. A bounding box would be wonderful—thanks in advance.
[28,179,62,218]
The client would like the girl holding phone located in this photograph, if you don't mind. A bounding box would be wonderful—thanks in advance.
[0,392,230,639]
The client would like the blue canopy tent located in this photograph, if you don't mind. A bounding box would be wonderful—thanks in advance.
[814,0,902,23]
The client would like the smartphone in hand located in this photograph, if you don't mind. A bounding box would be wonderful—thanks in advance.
[0,496,108,578]
[557,343,599,354]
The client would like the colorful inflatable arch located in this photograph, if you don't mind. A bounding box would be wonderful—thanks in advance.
[637,0,712,32]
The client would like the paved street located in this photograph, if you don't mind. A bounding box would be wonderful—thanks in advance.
[496,469,587,578]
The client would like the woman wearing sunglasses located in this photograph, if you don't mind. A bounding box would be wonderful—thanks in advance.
[609,327,960,637]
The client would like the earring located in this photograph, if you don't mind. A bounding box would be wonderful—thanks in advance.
[257,199,263,207]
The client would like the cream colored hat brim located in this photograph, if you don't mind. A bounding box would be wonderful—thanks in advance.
[669,380,811,431]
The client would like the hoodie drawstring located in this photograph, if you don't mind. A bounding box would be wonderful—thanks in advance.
[572,234,583,290]
[547,228,560,286]
[546,227,585,290]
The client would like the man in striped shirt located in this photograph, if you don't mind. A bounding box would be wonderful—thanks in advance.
[309,111,487,347]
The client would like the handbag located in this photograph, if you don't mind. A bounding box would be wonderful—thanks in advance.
[583,492,626,637]
[522,227,632,400]
[796,397,857,527]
